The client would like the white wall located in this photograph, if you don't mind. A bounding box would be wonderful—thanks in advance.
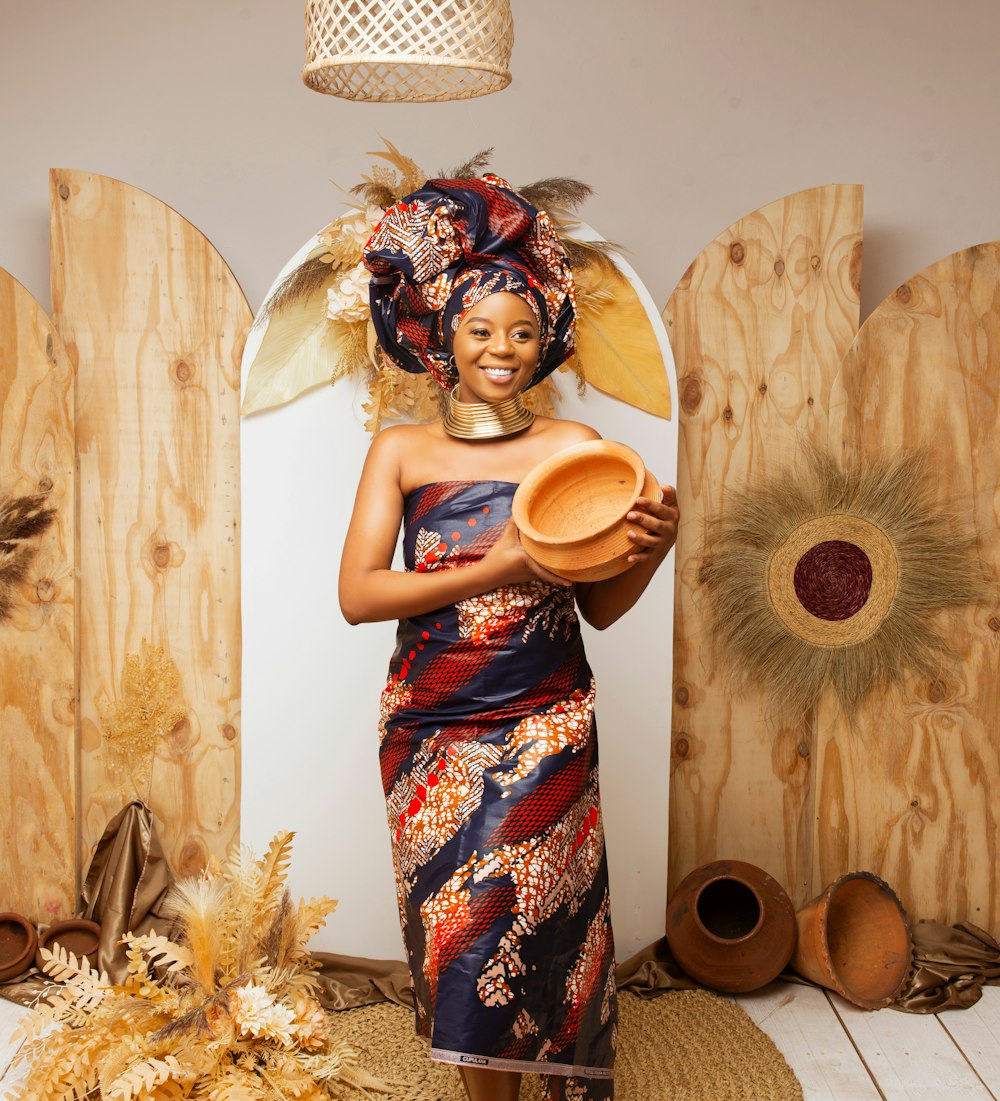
[5,0,1000,957]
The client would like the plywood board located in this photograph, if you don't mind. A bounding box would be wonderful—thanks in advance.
[662,185,863,903]
[817,243,1000,927]
[0,270,76,921]
[49,170,249,877]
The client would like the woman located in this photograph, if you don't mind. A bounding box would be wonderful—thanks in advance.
[339,176,678,1101]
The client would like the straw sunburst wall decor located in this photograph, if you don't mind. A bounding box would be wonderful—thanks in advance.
[700,449,986,715]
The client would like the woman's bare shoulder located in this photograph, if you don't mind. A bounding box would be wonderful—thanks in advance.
[532,416,602,445]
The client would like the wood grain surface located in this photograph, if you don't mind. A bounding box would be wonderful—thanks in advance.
[0,269,76,921]
[49,170,249,878]
[663,185,863,904]
[816,243,1000,925]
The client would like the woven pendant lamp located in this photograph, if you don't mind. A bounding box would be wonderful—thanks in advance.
[302,0,514,103]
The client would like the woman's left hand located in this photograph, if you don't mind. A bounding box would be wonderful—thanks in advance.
[625,486,679,566]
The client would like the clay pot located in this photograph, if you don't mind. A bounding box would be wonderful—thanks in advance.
[792,871,911,1009]
[512,439,662,582]
[0,912,38,982]
[665,860,797,993]
[35,918,102,973]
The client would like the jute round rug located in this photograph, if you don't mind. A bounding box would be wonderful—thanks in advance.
[328,990,803,1100]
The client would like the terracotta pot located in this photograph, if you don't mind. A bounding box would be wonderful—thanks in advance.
[0,912,38,982]
[35,918,102,973]
[665,860,797,993]
[792,871,912,1009]
[512,439,662,582]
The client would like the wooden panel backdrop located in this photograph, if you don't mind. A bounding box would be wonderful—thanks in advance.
[817,243,1000,926]
[0,270,76,921]
[50,171,249,876]
[663,185,864,904]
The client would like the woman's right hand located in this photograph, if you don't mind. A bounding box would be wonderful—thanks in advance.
[479,519,572,589]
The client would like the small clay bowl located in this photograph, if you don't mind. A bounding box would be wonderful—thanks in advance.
[0,912,38,982]
[35,918,102,972]
[512,439,662,582]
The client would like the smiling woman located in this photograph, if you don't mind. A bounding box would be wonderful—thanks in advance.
[336,175,678,1101]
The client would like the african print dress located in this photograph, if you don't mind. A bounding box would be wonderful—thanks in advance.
[379,480,617,1101]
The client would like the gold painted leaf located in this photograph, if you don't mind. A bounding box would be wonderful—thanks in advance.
[572,268,672,419]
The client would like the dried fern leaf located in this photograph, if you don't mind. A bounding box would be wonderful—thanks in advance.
[127,931,194,973]
[105,1055,191,1101]
[256,831,295,913]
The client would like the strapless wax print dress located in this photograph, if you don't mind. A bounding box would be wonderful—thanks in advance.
[378,481,616,1100]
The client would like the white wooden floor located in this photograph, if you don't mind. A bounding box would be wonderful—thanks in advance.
[1,981,998,1098]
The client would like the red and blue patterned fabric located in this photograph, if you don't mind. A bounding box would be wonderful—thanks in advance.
[379,481,616,1100]
[364,176,577,390]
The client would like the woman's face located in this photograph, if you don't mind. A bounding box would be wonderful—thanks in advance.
[451,292,540,403]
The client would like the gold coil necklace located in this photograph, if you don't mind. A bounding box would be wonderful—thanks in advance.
[442,384,534,440]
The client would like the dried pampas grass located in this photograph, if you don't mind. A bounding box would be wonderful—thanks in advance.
[700,449,989,716]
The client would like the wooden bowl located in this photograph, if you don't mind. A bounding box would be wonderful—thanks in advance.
[512,439,662,582]
[35,918,102,973]
[0,912,38,982]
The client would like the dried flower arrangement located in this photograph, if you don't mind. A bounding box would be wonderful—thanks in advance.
[8,832,387,1101]
[241,140,671,431]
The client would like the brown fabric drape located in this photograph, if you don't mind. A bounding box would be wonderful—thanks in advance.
[80,800,174,983]
[313,951,415,1010]
[614,935,698,997]
[892,920,1000,1013]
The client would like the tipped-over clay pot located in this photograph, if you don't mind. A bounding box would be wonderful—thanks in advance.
[665,860,797,993]
[512,439,661,582]
[792,871,912,1009]
[35,918,102,973]
[0,912,38,982]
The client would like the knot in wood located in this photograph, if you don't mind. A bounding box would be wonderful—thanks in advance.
[810,254,821,271]
[849,241,863,294]
[773,259,785,276]
[674,736,690,759]
[674,685,690,706]
[37,476,53,493]
[988,616,1000,632]
[729,241,746,265]
[895,283,913,305]
[928,679,947,703]
[758,383,768,395]
[796,741,810,758]
[152,543,172,568]
[807,396,815,406]
[36,578,55,602]
[722,406,733,421]
[58,184,70,201]
[222,723,238,742]
[174,360,193,384]
[680,375,703,415]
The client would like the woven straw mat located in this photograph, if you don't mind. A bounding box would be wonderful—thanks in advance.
[327,989,803,1100]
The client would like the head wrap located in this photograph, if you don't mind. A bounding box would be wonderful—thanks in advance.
[363,175,576,390]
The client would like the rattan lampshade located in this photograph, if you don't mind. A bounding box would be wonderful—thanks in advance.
[302,0,514,103]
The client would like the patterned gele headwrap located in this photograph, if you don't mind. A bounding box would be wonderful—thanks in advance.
[363,175,576,390]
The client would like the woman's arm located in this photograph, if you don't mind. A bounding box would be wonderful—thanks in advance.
[574,486,679,630]
[338,430,569,625]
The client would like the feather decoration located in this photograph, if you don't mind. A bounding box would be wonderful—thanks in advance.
[520,176,593,214]
[257,250,338,326]
[441,147,494,178]
[0,490,56,621]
